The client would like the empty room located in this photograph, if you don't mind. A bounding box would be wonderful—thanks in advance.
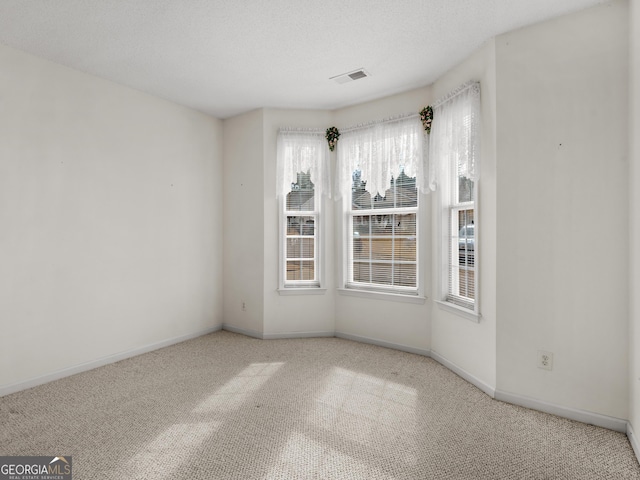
[1,0,640,478]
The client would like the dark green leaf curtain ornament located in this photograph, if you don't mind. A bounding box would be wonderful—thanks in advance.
[419,106,433,134]
[325,126,340,151]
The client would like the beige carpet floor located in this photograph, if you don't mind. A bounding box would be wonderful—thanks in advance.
[1,330,639,479]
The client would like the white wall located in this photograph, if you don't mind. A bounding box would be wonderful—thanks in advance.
[3,3,636,439]
[629,0,640,446]
[222,109,265,336]
[333,87,433,353]
[429,40,498,392]
[0,43,223,389]
[495,1,629,419]
[262,108,336,337]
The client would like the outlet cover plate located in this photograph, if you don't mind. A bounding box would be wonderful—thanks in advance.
[537,350,553,371]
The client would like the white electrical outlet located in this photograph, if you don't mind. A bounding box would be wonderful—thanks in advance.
[241,301,246,311]
[537,350,553,371]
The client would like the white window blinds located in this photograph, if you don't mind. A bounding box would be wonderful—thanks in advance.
[338,116,422,293]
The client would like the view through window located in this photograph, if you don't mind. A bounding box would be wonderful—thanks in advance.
[448,168,475,307]
[348,168,418,291]
[285,172,318,285]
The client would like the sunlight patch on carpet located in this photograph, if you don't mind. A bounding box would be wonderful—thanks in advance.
[193,362,285,414]
[117,422,220,479]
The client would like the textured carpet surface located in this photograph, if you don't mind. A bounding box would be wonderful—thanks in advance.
[1,331,639,479]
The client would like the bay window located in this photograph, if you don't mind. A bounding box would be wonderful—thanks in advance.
[429,82,481,312]
[276,129,329,290]
[337,116,424,295]
[348,169,418,291]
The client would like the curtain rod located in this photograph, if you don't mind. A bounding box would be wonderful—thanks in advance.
[339,112,419,134]
[278,127,324,134]
[432,81,480,109]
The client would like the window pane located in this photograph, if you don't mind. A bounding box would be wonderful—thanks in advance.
[352,261,370,283]
[371,215,393,235]
[371,238,393,260]
[349,168,418,291]
[450,207,475,301]
[352,170,371,210]
[352,215,370,236]
[352,236,370,260]
[394,171,418,208]
[395,213,416,235]
[456,209,474,267]
[451,266,475,299]
[458,176,474,204]
[287,216,314,236]
[460,266,475,298]
[353,170,419,209]
[286,172,315,211]
[371,263,392,285]
[286,238,314,259]
[373,194,392,209]
[395,237,416,261]
[394,264,416,287]
[286,261,314,281]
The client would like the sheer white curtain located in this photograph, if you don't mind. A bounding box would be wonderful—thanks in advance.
[427,82,481,192]
[336,116,424,200]
[276,129,330,200]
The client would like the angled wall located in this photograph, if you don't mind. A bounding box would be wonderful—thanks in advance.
[222,109,265,337]
[429,39,498,394]
[495,0,629,421]
[262,108,336,338]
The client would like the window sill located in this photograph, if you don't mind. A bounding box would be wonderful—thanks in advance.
[278,287,327,296]
[435,300,481,323]
[337,288,426,304]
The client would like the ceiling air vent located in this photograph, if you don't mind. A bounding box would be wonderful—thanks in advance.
[330,68,370,84]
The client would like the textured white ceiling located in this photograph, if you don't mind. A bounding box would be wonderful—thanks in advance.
[0,0,607,119]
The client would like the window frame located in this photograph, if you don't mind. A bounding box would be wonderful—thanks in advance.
[446,200,476,309]
[344,176,420,296]
[278,183,324,292]
[437,163,479,316]
[430,82,481,317]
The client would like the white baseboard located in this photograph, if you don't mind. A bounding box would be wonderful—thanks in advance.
[430,350,496,397]
[5,322,633,445]
[0,324,223,397]
[221,323,264,339]
[495,389,628,433]
[335,332,430,357]
[222,328,430,357]
[628,422,640,465]
[425,350,628,435]
[263,331,335,340]
[223,327,430,355]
